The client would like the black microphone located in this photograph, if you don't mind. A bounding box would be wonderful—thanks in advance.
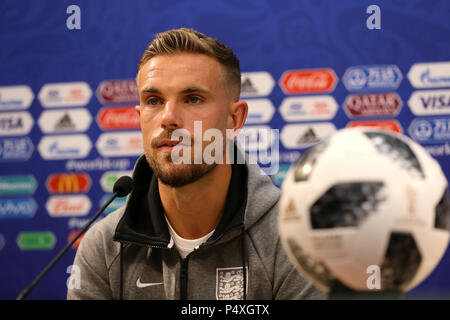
[16,176,134,300]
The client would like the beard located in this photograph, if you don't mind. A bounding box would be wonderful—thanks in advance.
[144,130,218,187]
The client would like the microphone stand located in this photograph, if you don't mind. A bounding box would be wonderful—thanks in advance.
[16,192,119,300]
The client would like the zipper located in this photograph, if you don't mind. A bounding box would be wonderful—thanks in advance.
[180,254,191,300]
[116,239,169,250]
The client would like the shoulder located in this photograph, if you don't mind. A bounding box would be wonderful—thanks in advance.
[77,206,125,268]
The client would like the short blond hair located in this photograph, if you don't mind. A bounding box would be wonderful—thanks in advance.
[138,28,241,98]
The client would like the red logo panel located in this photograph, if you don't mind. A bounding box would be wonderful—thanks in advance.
[280,69,338,94]
[97,106,140,130]
[68,230,85,249]
[47,173,91,194]
[347,120,403,133]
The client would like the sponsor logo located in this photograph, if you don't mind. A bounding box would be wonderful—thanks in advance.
[244,99,275,124]
[38,82,92,108]
[96,131,143,157]
[100,171,133,192]
[0,198,37,218]
[216,267,248,300]
[46,195,91,217]
[408,89,450,116]
[281,123,336,149]
[408,118,450,143]
[100,194,127,214]
[38,134,92,160]
[0,85,34,110]
[279,95,338,122]
[347,120,403,133]
[0,175,37,195]
[407,61,450,88]
[38,109,92,133]
[96,79,139,104]
[0,233,4,251]
[136,278,163,288]
[67,230,85,249]
[96,106,140,130]
[342,65,402,91]
[46,173,91,194]
[279,68,338,95]
[283,198,301,221]
[0,137,34,162]
[343,93,402,118]
[0,111,34,136]
[17,231,56,250]
[240,72,275,97]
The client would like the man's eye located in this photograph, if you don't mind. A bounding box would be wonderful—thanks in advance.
[148,97,161,105]
[186,96,201,104]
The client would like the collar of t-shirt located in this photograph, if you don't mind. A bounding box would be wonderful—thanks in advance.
[164,215,215,259]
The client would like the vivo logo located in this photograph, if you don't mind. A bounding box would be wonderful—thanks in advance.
[0,198,37,218]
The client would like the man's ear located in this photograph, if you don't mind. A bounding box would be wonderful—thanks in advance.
[135,105,141,116]
[228,100,248,135]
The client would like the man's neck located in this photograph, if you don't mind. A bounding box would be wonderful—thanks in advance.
[158,164,232,239]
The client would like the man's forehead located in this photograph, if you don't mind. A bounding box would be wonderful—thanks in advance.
[137,53,225,87]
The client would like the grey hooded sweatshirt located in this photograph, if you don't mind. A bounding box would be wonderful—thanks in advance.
[67,154,325,300]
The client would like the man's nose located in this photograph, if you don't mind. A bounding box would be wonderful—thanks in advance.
[161,101,182,130]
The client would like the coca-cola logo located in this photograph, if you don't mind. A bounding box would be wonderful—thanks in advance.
[97,106,140,130]
[96,80,139,104]
[279,69,338,94]
[347,120,403,133]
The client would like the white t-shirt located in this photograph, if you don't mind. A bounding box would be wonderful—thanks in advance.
[165,216,215,259]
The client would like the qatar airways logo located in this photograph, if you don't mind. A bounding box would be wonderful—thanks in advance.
[166,121,279,175]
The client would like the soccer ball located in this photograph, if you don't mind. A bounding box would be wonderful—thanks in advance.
[278,127,450,292]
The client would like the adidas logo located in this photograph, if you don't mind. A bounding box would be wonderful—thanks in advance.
[284,198,301,221]
[241,77,257,94]
[297,128,320,145]
[54,113,76,131]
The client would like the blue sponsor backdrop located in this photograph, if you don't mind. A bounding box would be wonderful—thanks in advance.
[1,0,450,299]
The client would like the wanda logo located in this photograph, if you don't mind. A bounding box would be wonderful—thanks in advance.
[280,69,338,94]
[97,106,140,130]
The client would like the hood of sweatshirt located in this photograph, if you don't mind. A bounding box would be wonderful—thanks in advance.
[113,148,280,249]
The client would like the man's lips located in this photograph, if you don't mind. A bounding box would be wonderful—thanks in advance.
[157,139,182,148]
[156,139,191,152]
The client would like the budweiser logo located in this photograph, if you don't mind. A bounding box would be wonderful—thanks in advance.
[46,195,91,217]
[97,106,140,130]
[280,69,338,94]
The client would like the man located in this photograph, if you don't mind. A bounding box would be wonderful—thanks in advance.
[67,28,325,300]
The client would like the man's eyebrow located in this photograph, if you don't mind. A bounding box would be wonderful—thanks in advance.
[140,87,161,95]
[140,86,211,95]
[180,87,211,95]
